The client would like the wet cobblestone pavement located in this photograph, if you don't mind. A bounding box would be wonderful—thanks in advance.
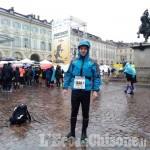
[0,83,149,150]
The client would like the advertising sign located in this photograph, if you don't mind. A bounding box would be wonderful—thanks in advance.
[52,18,70,65]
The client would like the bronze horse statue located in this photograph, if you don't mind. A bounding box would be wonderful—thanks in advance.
[137,9,150,43]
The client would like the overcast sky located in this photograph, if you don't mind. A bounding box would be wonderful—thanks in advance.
[0,0,149,43]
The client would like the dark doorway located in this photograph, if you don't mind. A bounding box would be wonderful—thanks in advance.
[30,54,40,62]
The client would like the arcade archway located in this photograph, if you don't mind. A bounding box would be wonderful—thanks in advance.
[15,52,23,60]
[46,55,52,61]
[30,53,40,62]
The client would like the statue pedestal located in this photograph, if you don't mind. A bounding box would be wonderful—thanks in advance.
[132,43,150,67]
[131,43,150,84]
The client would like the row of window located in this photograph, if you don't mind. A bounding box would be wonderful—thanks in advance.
[1,19,51,36]
[72,37,116,50]
[72,43,115,59]
[97,60,114,65]
[3,37,51,50]
[92,50,115,59]
[116,55,133,60]
[119,49,133,52]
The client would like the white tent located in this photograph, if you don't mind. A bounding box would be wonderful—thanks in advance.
[100,65,110,73]
[40,60,52,65]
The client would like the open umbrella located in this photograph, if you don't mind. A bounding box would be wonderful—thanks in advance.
[0,61,8,68]
[23,63,31,68]
[53,59,64,64]
[12,63,23,68]
[40,60,52,65]
[20,59,34,64]
[60,64,69,72]
[40,64,52,70]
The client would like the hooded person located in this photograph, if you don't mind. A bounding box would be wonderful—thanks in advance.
[62,40,101,142]
[123,62,136,94]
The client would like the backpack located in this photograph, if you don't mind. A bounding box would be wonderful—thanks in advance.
[9,104,31,125]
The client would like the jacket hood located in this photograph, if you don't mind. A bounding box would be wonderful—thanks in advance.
[124,62,136,76]
[125,62,130,68]
[77,40,91,60]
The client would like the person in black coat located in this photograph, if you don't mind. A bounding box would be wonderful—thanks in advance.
[1,64,7,91]
[55,65,62,87]
[34,67,40,84]
[13,67,20,91]
[2,63,13,92]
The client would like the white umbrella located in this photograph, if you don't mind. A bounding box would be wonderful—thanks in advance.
[0,61,8,64]
[60,64,69,72]
[19,59,33,64]
[0,61,8,68]
[12,63,23,68]
[40,60,52,65]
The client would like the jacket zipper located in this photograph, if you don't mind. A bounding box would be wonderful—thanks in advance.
[80,59,84,76]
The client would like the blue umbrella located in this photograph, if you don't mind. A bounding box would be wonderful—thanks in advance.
[23,63,31,68]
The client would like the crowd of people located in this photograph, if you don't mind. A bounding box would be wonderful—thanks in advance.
[0,63,64,92]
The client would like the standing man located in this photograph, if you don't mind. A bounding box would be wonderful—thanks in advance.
[4,62,13,92]
[62,40,101,141]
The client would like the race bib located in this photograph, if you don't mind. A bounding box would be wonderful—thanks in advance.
[74,76,85,89]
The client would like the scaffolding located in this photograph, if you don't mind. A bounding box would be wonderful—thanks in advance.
[69,16,87,39]
[68,16,87,58]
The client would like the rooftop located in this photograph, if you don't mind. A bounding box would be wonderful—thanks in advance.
[0,7,52,27]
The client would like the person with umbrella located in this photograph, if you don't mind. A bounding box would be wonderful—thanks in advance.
[62,40,101,143]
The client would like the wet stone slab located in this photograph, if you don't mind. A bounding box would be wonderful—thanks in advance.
[0,83,149,150]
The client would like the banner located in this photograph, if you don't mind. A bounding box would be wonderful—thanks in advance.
[114,64,123,68]
[52,18,70,65]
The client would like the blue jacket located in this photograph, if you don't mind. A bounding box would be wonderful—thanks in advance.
[63,40,101,91]
[32,68,35,79]
[124,63,136,78]
[51,68,56,81]
[45,69,51,79]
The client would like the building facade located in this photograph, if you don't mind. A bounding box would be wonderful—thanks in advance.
[1,7,133,66]
[115,42,134,64]
[0,7,52,61]
[71,29,117,66]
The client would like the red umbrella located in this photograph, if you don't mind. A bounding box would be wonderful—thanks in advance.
[40,64,52,70]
